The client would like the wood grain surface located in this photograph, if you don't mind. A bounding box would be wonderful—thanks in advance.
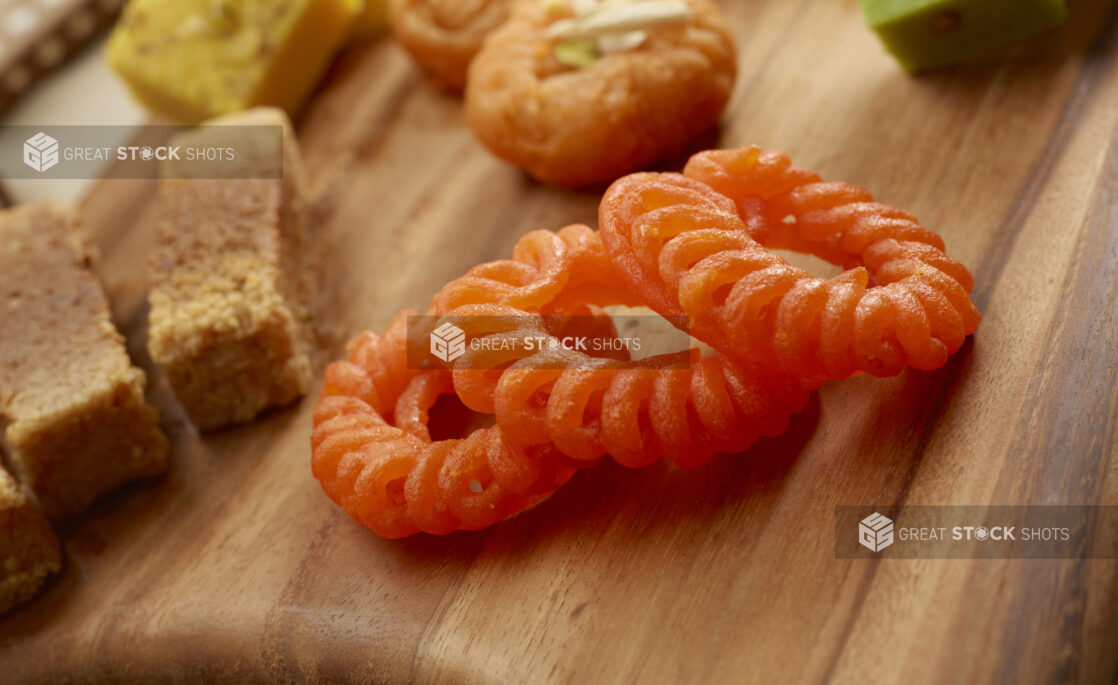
[2,0,1118,682]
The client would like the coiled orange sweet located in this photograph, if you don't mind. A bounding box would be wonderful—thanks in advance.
[312,312,578,538]
[312,224,813,537]
[599,146,981,380]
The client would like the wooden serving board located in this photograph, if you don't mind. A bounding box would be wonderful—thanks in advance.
[2,0,1118,682]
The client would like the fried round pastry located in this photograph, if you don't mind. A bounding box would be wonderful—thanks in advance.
[465,0,737,187]
[599,146,982,380]
[388,0,514,92]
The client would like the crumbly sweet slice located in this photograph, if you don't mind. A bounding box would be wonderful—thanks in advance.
[0,204,168,521]
[106,0,361,123]
[147,107,314,431]
[0,467,60,615]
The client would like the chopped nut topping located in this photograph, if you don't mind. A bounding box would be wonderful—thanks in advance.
[546,0,692,67]
[598,29,648,54]
[548,0,692,40]
[555,38,600,68]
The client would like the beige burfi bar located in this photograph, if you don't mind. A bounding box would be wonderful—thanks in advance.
[0,467,59,614]
[147,107,314,431]
[0,204,168,520]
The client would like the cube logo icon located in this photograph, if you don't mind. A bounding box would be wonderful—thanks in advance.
[24,132,59,172]
[858,512,894,552]
[430,322,466,364]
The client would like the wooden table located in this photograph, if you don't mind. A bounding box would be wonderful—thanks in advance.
[2,1,1117,682]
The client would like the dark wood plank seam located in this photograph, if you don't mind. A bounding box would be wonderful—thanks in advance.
[987,111,1118,685]
[970,0,1118,310]
[818,5,1118,681]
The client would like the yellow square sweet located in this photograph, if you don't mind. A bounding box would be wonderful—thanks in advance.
[106,0,362,123]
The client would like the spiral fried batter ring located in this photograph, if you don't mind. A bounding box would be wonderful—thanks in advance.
[600,146,981,379]
[429,225,812,470]
[312,226,630,538]
[313,224,812,537]
[492,348,810,470]
[312,312,577,538]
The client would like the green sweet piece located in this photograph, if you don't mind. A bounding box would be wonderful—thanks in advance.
[859,0,1067,72]
[554,38,599,69]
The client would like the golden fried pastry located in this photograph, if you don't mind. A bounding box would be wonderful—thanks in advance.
[465,0,737,187]
[389,0,515,91]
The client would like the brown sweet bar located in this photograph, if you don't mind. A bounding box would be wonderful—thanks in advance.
[146,107,314,431]
[0,466,59,615]
[0,203,168,520]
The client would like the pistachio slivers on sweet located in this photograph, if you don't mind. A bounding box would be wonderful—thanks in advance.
[598,29,648,54]
[547,0,692,67]
[555,38,601,68]
[547,1,692,40]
